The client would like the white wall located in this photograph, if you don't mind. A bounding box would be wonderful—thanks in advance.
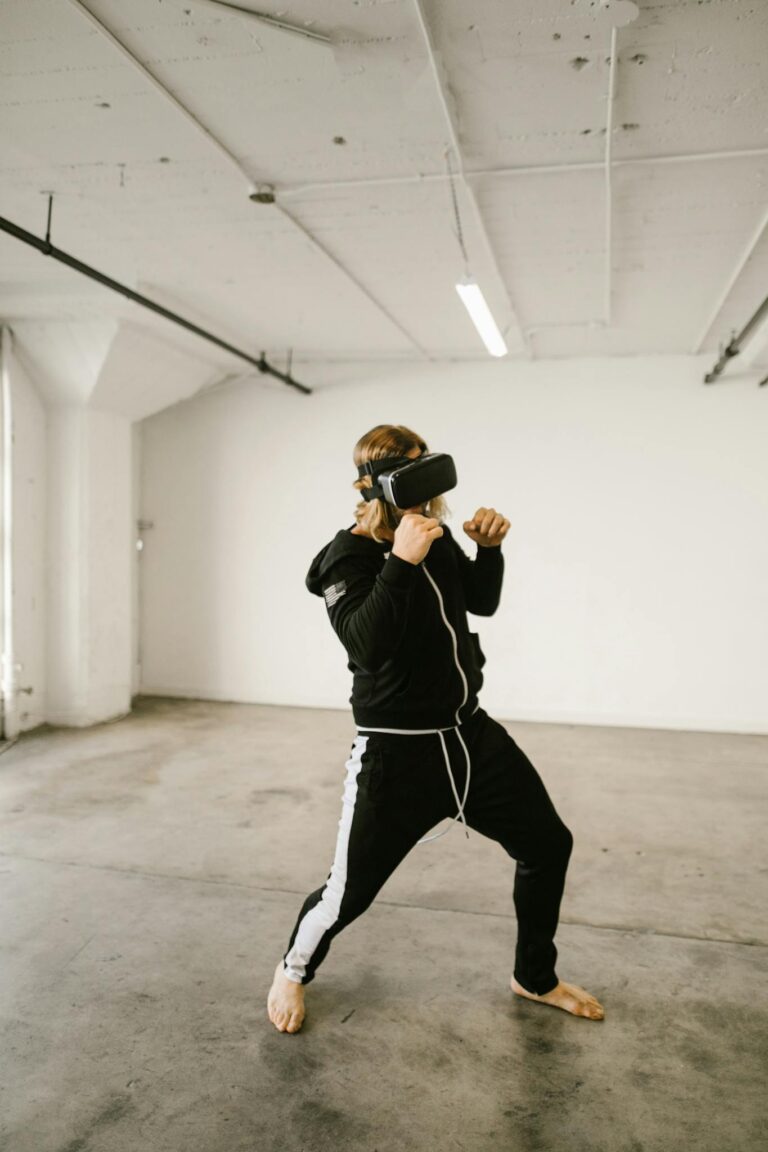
[139,356,768,733]
[8,351,47,732]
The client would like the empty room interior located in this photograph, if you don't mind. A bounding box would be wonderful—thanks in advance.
[1,1,767,1150]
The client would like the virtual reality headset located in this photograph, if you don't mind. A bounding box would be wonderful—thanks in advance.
[357,452,457,509]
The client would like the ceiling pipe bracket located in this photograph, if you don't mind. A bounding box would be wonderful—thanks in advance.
[0,212,312,395]
[703,293,768,385]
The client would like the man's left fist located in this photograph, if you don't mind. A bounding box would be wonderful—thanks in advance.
[463,507,510,548]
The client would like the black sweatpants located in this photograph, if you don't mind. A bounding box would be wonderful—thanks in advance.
[282,706,573,995]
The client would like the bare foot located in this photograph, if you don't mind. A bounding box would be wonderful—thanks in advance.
[268,961,306,1033]
[511,976,604,1020]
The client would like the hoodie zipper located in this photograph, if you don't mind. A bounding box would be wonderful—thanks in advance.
[421,562,468,726]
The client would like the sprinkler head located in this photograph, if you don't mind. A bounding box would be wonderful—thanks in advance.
[248,183,276,204]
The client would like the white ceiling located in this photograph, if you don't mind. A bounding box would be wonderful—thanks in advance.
[1,0,767,409]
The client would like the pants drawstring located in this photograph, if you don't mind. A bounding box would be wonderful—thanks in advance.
[417,726,471,844]
[356,706,478,846]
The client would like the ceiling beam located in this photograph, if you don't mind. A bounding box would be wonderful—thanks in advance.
[693,201,768,353]
[279,147,768,199]
[703,293,768,383]
[274,202,432,357]
[190,0,331,45]
[64,0,431,359]
[411,0,529,355]
[66,0,247,188]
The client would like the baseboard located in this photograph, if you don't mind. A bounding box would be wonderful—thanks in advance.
[136,686,768,737]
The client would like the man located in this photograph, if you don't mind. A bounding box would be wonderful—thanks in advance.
[268,425,604,1033]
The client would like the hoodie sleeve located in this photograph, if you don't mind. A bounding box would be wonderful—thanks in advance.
[449,530,504,616]
[320,553,420,673]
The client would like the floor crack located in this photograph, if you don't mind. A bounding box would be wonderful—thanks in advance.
[1,849,764,950]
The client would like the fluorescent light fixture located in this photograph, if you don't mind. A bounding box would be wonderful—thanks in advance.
[455,278,508,358]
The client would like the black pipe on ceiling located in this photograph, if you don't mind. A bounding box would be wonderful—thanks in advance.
[704,293,768,385]
[0,211,312,395]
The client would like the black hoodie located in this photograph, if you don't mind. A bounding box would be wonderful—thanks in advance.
[306,523,504,730]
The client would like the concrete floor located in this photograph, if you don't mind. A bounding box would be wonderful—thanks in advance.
[1,698,766,1152]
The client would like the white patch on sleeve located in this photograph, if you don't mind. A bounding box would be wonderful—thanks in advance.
[323,580,347,607]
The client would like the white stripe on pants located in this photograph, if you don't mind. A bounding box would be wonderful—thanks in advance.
[283,734,369,983]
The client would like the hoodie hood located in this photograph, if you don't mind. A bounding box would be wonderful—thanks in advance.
[306,528,388,596]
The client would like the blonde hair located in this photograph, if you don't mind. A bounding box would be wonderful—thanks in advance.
[352,424,450,543]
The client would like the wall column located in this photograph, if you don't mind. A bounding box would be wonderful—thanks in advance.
[47,405,133,726]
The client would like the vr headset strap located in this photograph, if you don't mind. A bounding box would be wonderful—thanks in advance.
[357,456,411,502]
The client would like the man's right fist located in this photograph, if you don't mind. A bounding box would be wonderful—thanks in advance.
[392,513,444,566]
